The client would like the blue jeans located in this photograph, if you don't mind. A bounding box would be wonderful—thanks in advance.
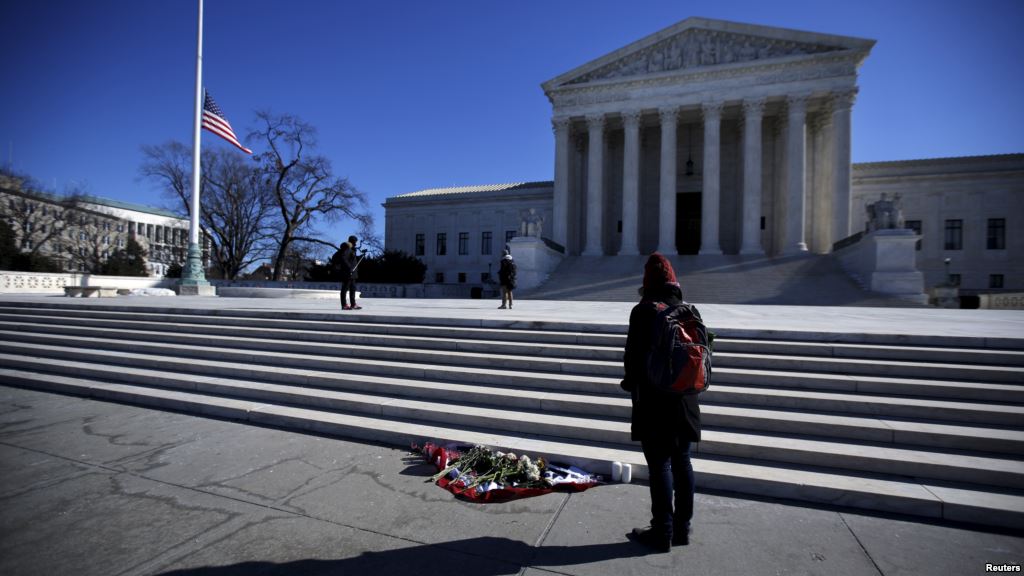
[641,437,694,537]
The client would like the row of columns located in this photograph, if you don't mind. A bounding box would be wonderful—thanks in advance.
[551,90,856,256]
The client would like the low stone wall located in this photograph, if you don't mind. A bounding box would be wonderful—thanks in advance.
[0,271,173,294]
[1,270,498,300]
[979,292,1024,310]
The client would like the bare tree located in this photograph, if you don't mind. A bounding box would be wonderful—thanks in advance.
[0,167,90,269]
[140,142,275,279]
[251,111,373,281]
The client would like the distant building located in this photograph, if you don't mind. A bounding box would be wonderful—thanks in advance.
[851,155,1024,294]
[1,176,207,277]
[383,17,1021,295]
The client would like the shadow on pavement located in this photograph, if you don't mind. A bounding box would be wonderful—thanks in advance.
[155,535,656,576]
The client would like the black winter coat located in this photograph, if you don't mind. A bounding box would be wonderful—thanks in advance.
[621,283,702,443]
[338,243,358,281]
[498,256,516,289]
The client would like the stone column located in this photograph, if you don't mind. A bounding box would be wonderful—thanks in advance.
[831,88,857,243]
[552,116,571,249]
[810,110,834,253]
[740,98,766,254]
[582,114,605,256]
[656,107,679,255]
[700,101,723,255]
[784,94,809,254]
[618,110,642,255]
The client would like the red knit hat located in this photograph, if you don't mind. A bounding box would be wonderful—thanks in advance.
[642,253,678,293]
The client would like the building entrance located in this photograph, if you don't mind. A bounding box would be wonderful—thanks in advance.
[676,192,702,254]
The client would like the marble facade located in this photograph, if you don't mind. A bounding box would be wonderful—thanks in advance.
[543,17,873,256]
[383,17,1021,294]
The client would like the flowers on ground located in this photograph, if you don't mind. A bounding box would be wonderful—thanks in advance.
[412,441,601,502]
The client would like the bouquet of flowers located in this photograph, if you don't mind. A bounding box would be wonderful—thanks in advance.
[412,441,602,503]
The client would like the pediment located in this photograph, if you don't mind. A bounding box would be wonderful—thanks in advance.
[543,17,874,91]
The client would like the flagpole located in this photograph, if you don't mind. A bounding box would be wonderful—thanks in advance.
[179,0,213,295]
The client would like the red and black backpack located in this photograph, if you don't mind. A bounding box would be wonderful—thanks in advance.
[646,302,713,395]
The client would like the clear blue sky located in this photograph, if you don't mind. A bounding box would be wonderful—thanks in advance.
[3,0,1022,246]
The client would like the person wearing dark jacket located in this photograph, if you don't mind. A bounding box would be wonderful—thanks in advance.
[497,249,516,309]
[622,253,701,552]
[338,235,361,310]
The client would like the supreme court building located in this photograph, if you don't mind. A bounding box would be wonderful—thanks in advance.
[544,17,870,257]
[384,18,1023,293]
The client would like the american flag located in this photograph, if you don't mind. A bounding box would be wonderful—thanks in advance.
[201,91,252,154]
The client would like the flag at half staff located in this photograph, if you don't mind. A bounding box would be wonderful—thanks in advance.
[201,91,252,154]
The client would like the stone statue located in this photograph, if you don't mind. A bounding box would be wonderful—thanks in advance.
[865,193,905,231]
[519,208,544,238]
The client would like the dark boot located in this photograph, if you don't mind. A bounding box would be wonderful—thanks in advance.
[631,527,670,553]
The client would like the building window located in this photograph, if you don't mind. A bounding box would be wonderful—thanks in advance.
[23,239,32,250]
[505,230,517,245]
[481,231,492,255]
[25,221,32,232]
[987,218,1006,250]
[415,233,425,256]
[436,233,447,256]
[990,274,1004,289]
[117,223,124,233]
[458,232,469,255]
[79,231,87,241]
[949,273,961,286]
[905,220,922,250]
[944,219,963,250]
[458,272,467,283]
[435,272,444,283]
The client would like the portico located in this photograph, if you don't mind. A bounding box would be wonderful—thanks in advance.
[543,18,873,256]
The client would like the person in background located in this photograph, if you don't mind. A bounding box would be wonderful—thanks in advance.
[497,249,517,309]
[621,253,701,552]
[338,235,362,310]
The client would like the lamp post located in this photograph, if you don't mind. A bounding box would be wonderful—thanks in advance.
[944,257,952,285]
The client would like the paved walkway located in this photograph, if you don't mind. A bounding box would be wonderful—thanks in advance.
[1,386,1022,576]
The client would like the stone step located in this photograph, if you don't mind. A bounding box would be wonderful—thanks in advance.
[2,360,1022,491]
[6,351,1022,456]
[3,369,1021,530]
[718,351,1024,384]
[4,307,1019,364]
[4,321,1022,406]
[715,368,1024,404]
[4,350,1023,490]
[6,303,1024,351]
[2,336,1020,426]
[0,307,624,347]
[716,338,1024,367]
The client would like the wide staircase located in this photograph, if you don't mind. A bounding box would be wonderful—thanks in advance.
[0,301,1021,529]
[522,253,922,306]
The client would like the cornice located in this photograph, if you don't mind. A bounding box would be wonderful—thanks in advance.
[547,52,863,108]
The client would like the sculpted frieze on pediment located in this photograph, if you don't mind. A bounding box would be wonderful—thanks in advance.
[565,29,844,86]
[550,59,856,109]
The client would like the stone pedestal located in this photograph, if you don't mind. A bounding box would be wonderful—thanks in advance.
[509,237,565,291]
[834,229,926,303]
[930,285,960,308]
[175,283,217,296]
